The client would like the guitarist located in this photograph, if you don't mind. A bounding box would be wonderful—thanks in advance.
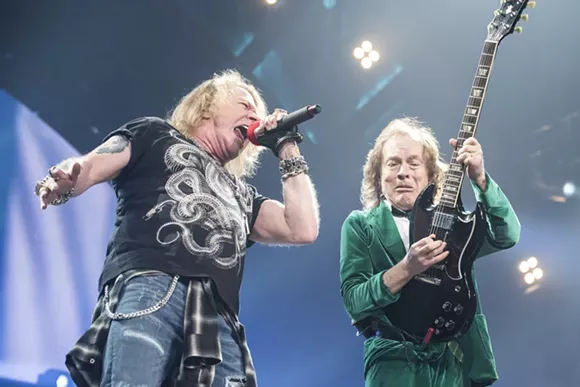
[339,117,520,387]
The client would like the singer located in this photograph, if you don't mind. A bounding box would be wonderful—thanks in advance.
[33,69,320,387]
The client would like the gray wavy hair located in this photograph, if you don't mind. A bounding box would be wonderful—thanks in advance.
[167,69,268,178]
[360,117,448,210]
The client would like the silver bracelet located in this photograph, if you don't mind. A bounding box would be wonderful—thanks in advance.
[51,187,75,205]
[34,176,50,196]
[279,155,309,181]
[33,176,75,206]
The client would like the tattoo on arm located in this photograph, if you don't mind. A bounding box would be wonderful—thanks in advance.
[95,135,130,154]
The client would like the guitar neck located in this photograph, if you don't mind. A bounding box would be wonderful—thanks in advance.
[439,40,499,208]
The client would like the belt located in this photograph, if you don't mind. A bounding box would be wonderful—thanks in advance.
[375,327,421,345]
[376,328,406,341]
[355,318,421,345]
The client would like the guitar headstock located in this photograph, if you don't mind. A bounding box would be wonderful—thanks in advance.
[487,0,536,43]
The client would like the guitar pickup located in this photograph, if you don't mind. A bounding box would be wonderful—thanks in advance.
[414,274,442,286]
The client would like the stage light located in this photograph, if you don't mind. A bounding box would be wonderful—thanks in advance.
[354,40,380,69]
[524,272,535,285]
[361,40,373,52]
[36,369,73,387]
[550,195,567,203]
[266,0,277,4]
[323,0,336,9]
[563,181,576,197]
[519,257,544,293]
[353,47,365,59]
[361,57,373,69]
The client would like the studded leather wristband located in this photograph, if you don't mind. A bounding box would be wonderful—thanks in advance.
[279,156,309,181]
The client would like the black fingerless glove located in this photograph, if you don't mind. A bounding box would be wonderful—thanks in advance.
[250,126,304,158]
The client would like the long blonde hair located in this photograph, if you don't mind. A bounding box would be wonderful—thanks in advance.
[360,117,448,210]
[167,69,268,178]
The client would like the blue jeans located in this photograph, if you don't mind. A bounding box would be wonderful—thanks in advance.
[101,271,248,387]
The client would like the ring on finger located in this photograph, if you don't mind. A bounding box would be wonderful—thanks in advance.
[34,180,48,196]
[48,168,61,181]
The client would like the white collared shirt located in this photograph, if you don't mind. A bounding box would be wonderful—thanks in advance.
[383,200,410,252]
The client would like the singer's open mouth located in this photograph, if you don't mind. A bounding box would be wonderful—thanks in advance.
[234,125,248,141]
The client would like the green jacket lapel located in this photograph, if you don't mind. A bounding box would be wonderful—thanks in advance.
[368,201,407,262]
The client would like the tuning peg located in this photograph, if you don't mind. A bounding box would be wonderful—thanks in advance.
[515,26,523,33]
[520,14,529,21]
[528,1,536,8]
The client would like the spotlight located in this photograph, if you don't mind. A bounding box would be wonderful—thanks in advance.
[361,57,373,69]
[524,272,535,285]
[353,40,380,69]
[266,0,277,4]
[519,257,544,294]
[36,369,73,387]
[550,195,567,203]
[323,0,336,9]
[563,181,576,198]
[361,40,373,52]
[368,50,380,62]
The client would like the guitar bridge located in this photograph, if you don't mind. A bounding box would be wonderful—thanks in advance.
[414,274,442,286]
[433,213,455,231]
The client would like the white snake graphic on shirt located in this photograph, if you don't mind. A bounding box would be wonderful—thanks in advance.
[143,130,250,269]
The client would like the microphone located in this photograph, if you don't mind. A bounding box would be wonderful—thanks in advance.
[246,105,322,146]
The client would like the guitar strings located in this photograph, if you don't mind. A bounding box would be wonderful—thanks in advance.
[426,40,491,277]
[427,144,461,278]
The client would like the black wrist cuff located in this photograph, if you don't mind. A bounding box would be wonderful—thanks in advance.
[255,127,304,158]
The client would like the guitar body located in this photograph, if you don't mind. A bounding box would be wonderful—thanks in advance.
[384,184,487,342]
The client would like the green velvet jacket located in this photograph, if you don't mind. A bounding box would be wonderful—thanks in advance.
[340,173,521,386]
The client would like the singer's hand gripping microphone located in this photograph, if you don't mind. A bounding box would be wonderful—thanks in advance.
[245,105,322,157]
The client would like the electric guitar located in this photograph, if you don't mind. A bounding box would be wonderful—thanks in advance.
[384,0,535,343]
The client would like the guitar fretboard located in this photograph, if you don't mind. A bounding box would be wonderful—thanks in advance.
[439,41,499,208]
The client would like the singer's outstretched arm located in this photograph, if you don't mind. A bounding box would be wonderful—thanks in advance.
[249,142,319,245]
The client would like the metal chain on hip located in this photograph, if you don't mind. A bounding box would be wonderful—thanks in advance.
[103,274,180,320]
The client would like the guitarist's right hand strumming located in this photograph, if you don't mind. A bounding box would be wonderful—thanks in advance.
[404,235,450,277]
[382,234,449,294]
